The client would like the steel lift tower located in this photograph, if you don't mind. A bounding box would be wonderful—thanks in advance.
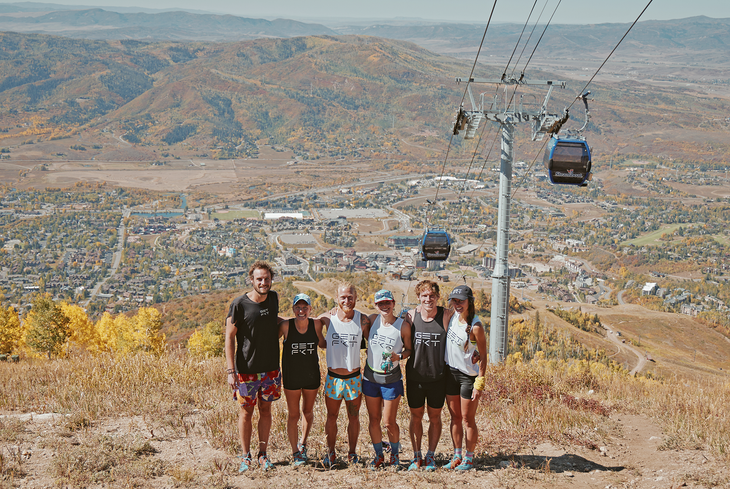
[454,75,567,364]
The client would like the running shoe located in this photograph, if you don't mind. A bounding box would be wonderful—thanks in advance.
[292,451,306,467]
[258,453,274,471]
[389,453,401,470]
[347,452,360,465]
[322,451,336,469]
[455,457,474,471]
[407,456,422,471]
[239,453,253,473]
[370,454,385,470]
[423,453,437,471]
[298,443,308,459]
[445,455,462,470]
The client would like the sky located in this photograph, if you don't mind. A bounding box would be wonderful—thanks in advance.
[2,0,730,24]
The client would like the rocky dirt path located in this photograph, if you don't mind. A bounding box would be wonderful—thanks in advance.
[3,410,727,488]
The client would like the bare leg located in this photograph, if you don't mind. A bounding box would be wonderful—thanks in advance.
[284,388,302,453]
[426,405,443,453]
[462,395,479,452]
[382,396,401,444]
[446,394,463,451]
[345,394,362,454]
[300,388,319,447]
[257,400,273,455]
[325,394,343,454]
[409,406,425,454]
[239,403,255,454]
[364,394,383,445]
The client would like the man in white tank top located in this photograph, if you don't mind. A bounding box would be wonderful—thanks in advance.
[319,282,371,467]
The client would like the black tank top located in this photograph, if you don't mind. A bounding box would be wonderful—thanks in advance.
[405,307,447,383]
[282,318,321,389]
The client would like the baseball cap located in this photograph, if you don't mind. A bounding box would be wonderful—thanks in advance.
[449,285,474,301]
[374,289,395,303]
[293,293,311,305]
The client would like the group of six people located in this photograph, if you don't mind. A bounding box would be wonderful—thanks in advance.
[224,260,487,472]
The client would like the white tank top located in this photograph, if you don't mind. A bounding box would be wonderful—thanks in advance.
[445,313,481,376]
[326,310,363,372]
[366,315,404,374]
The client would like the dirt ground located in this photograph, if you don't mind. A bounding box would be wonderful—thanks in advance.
[3,409,727,488]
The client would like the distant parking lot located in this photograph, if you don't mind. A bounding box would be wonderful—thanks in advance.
[318,208,389,219]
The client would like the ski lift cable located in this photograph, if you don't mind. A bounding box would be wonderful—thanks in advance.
[448,0,548,234]
[502,0,540,79]
[566,0,654,113]
[520,0,563,76]
[510,0,551,80]
[430,0,499,221]
[450,126,501,240]
[511,0,655,198]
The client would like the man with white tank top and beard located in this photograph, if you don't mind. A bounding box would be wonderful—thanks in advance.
[318,282,371,468]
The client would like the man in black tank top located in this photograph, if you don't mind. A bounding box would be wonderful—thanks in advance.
[225,261,284,473]
[404,280,454,472]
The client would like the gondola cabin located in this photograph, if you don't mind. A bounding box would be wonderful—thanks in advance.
[421,229,451,261]
[543,136,592,186]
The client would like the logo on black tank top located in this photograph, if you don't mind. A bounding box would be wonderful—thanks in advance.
[415,331,442,347]
[291,342,316,355]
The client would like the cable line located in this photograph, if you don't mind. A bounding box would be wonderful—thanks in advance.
[510,0,550,80]
[430,0,498,221]
[521,0,562,76]
[511,0,655,198]
[502,0,540,79]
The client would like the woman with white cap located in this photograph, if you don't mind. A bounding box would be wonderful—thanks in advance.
[279,293,326,466]
[363,289,412,469]
[444,285,487,471]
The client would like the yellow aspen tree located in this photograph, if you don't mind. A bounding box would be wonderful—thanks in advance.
[186,320,224,358]
[0,305,23,355]
[132,307,165,354]
[95,312,118,352]
[61,303,101,353]
[24,295,70,359]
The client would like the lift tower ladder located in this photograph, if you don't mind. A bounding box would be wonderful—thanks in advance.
[454,76,566,364]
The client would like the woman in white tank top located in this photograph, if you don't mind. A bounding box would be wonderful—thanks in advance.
[444,285,487,471]
[363,289,412,468]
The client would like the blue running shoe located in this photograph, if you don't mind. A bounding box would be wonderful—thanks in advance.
[239,453,252,473]
[292,451,306,467]
[407,456,422,471]
[258,453,274,471]
[423,453,437,471]
[455,457,474,471]
[322,451,336,469]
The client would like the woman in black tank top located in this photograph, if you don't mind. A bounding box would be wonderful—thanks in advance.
[278,294,326,466]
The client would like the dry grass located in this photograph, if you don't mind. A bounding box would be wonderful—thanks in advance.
[0,351,728,487]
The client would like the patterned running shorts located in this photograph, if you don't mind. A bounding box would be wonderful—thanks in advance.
[234,369,282,408]
[324,373,361,401]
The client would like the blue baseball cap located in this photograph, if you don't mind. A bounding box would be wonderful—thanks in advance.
[374,289,395,303]
[293,293,311,305]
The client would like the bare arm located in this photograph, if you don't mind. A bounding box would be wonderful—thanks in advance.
[314,318,326,348]
[360,313,371,349]
[471,321,487,401]
[361,313,372,338]
[318,315,330,348]
[398,320,413,362]
[278,317,289,340]
[224,316,238,389]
